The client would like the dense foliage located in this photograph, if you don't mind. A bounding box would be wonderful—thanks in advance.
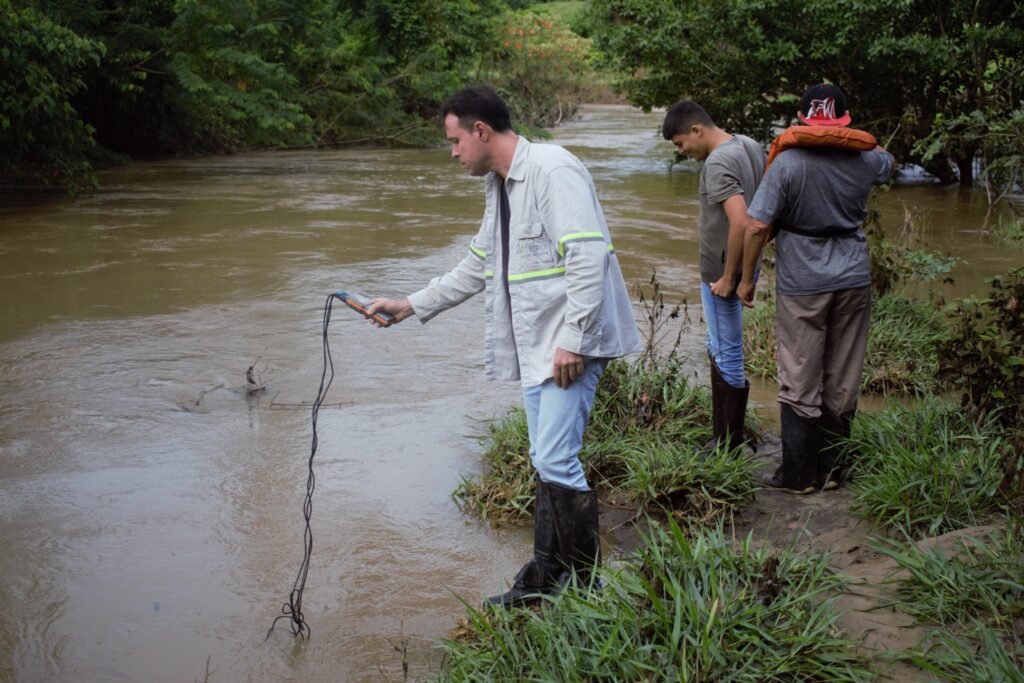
[1,1,105,191]
[0,0,595,191]
[587,0,1024,187]
[939,267,1024,431]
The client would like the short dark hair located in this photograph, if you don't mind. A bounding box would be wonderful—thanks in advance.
[661,101,715,139]
[440,85,513,133]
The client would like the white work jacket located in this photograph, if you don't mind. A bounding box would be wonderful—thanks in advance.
[408,137,641,387]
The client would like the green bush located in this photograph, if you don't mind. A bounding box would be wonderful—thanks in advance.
[939,267,1024,431]
[992,214,1024,243]
[876,522,1024,682]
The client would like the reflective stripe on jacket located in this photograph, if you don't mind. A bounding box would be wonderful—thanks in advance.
[407,137,641,387]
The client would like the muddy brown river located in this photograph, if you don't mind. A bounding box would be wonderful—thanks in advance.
[0,105,1018,682]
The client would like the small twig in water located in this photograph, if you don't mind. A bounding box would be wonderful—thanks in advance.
[194,655,215,683]
[183,385,226,411]
[389,621,411,682]
[246,350,268,396]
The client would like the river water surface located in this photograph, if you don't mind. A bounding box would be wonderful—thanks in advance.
[0,106,1018,682]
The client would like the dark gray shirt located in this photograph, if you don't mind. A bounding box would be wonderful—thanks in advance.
[698,134,766,283]
[747,147,893,295]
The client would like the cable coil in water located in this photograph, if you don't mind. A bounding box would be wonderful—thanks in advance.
[267,293,340,640]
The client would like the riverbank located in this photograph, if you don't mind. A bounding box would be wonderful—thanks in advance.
[443,260,1024,680]
[443,391,1023,681]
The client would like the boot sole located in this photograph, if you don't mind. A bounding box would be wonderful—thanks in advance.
[484,589,554,610]
[761,475,815,495]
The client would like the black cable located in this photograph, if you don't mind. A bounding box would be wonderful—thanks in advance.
[267,293,338,640]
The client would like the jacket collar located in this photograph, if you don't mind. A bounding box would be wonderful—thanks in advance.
[506,135,530,182]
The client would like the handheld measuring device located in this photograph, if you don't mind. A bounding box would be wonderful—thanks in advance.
[335,291,395,327]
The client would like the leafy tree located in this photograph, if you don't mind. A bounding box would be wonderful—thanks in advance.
[0,0,104,190]
[0,0,573,192]
[489,10,597,127]
[168,0,313,148]
[587,0,1024,185]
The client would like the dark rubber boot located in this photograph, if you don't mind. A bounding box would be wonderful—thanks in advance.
[485,478,563,609]
[705,356,750,454]
[762,403,818,494]
[546,480,601,589]
[721,378,750,453]
[818,407,854,491]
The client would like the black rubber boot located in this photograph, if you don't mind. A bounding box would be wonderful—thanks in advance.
[485,477,564,609]
[762,403,818,494]
[818,407,854,491]
[705,356,750,455]
[546,480,601,590]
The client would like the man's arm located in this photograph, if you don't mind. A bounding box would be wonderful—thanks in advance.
[872,145,896,183]
[737,215,772,308]
[709,194,749,297]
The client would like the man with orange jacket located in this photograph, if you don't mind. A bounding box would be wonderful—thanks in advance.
[738,84,894,493]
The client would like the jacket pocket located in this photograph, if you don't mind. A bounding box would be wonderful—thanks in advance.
[512,220,557,269]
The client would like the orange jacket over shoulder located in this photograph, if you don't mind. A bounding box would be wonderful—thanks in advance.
[764,126,878,240]
[765,125,877,170]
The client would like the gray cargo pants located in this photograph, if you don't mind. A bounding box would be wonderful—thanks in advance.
[775,286,871,420]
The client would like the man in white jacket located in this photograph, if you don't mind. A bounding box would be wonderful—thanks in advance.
[368,85,640,608]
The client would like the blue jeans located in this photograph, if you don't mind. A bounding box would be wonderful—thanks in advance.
[700,281,746,388]
[521,359,608,491]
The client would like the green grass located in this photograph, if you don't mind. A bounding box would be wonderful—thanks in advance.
[873,521,1024,682]
[862,295,948,394]
[845,400,1014,538]
[453,357,759,526]
[873,522,1024,628]
[438,521,874,682]
[992,214,1024,243]
[742,291,948,395]
[893,624,1024,682]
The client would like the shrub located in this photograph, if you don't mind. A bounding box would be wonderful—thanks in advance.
[991,214,1024,243]
[938,267,1024,431]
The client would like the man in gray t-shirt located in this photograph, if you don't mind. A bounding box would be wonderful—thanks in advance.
[662,101,766,454]
[738,83,893,494]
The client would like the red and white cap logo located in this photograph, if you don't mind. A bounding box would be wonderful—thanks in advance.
[805,97,837,121]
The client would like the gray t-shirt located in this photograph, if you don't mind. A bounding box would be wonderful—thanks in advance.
[698,135,766,283]
[747,147,893,295]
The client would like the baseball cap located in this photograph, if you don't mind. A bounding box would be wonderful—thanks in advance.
[797,83,852,126]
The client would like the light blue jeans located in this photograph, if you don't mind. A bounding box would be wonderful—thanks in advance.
[701,281,746,388]
[521,358,608,491]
